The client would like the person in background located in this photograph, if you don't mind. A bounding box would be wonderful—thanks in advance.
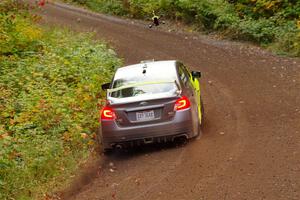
[149,11,165,28]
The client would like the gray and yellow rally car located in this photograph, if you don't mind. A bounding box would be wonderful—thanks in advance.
[99,60,204,153]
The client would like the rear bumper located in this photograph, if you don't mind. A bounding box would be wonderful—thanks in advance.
[100,109,193,148]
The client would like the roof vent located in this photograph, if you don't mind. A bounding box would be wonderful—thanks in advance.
[142,64,147,74]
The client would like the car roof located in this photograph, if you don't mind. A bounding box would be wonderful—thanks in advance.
[114,60,178,81]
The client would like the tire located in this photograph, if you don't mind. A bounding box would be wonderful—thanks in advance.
[196,117,203,139]
[192,105,202,139]
[194,97,204,140]
[200,97,205,126]
[103,148,113,155]
[96,128,113,155]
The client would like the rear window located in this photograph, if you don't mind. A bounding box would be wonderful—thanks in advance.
[109,82,178,98]
[109,62,179,98]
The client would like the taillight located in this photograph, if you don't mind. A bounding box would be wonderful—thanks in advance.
[174,96,191,111]
[101,106,116,120]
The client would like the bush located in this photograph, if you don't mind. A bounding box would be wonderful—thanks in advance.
[235,17,277,44]
[0,1,43,56]
[0,1,121,199]
[271,23,300,56]
[71,0,127,15]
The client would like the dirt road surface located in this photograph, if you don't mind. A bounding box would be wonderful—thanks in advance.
[36,2,300,200]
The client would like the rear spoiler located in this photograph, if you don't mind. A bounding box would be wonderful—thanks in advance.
[107,92,180,105]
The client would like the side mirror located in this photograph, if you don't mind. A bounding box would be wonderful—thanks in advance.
[191,71,201,79]
[101,82,111,90]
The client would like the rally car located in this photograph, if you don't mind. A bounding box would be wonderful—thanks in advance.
[98,60,204,153]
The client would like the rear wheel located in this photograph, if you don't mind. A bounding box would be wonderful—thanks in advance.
[192,104,202,139]
[194,97,204,139]
[196,120,203,139]
[96,128,113,155]
[103,148,113,155]
[200,97,204,126]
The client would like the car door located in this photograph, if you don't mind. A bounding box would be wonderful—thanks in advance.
[178,64,199,136]
[188,70,202,123]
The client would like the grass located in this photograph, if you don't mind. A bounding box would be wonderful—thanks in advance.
[0,1,121,199]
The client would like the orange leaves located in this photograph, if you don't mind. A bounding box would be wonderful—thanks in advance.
[8,150,22,160]
[80,133,88,139]
[0,133,10,140]
[9,118,15,125]
[37,99,49,111]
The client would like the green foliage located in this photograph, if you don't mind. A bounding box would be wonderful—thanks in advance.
[0,15,43,56]
[235,17,277,43]
[227,0,300,47]
[70,0,127,15]
[0,1,121,199]
[271,22,300,56]
[0,1,42,56]
[228,0,300,20]
[88,0,127,15]
[69,0,300,56]
[173,0,240,29]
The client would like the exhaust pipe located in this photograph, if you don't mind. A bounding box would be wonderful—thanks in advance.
[144,137,154,144]
[115,144,123,150]
[172,134,188,145]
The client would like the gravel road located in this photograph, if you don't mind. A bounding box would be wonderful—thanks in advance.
[36,2,300,199]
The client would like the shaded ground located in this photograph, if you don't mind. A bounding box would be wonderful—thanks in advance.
[36,2,300,200]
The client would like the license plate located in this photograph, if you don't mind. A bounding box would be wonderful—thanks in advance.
[136,110,155,121]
